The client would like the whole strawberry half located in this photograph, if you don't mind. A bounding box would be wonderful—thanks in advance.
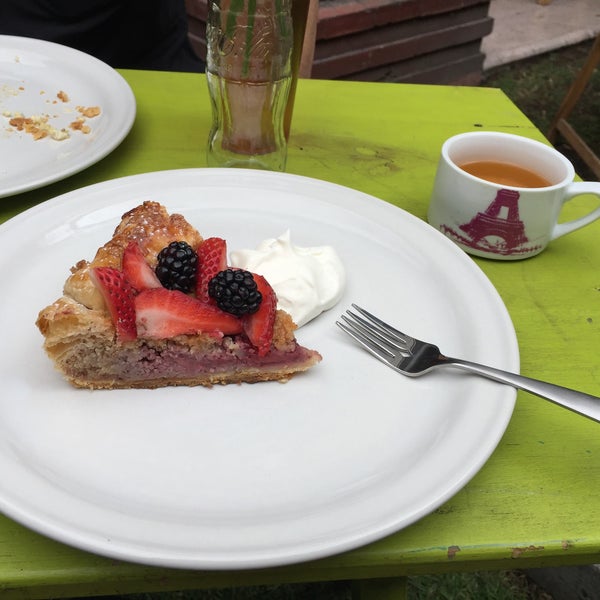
[122,241,162,292]
[196,237,227,303]
[242,273,277,356]
[90,266,137,341]
[135,287,242,339]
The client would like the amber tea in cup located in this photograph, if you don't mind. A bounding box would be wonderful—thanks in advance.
[428,131,600,260]
[458,160,552,188]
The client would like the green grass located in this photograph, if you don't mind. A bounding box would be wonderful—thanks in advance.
[61,42,600,600]
[409,571,553,600]
[67,571,553,600]
[98,583,351,600]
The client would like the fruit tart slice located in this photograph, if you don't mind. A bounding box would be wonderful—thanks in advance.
[36,201,322,389]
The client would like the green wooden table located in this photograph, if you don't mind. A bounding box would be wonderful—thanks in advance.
[1,71,599,599]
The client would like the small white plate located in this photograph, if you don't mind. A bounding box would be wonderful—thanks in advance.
[0,169,518,569]
[0,35,135,198]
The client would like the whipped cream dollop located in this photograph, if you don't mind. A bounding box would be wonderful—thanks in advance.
[230,231,345,327]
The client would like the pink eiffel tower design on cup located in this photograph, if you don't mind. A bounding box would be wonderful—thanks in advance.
[459,189,529,252]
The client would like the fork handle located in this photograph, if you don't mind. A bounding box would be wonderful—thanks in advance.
[445,357,600,423]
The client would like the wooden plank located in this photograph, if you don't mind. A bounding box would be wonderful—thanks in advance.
[184,0,207,20]
[548,34,600,142]
[312,18,492,79]
[556,119,600,179]
[187,19,207,60]
[343,43,484,84]
[317,0,490,40]
[315,3,490,58]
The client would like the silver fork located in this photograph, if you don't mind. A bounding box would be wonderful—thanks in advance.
[337,304,600,424]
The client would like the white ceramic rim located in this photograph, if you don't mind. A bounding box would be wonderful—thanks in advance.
[0,35,136,198]
[441,131,574,191]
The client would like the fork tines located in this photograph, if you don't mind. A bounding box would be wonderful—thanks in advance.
[336,304,412,360]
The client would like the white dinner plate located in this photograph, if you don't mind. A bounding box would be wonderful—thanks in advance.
[0,35,135,198]
[0,169,518,569]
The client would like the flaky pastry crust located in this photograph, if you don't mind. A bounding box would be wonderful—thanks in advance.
[36,201,321,389]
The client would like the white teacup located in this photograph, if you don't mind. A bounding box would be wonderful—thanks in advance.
[427,131,600,260]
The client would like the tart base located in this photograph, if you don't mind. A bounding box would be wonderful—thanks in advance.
[37,295,322,390]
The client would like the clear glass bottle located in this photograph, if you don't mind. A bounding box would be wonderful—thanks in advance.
[206,0,293,171]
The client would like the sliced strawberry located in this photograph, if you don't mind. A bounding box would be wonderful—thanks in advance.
[135,287,242,339]
[242,273,277,356]
[122,241,162,292]
[196,237,227,303]
[90,267,137,341]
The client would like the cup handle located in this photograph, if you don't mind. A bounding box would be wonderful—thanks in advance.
[552,181,600,240]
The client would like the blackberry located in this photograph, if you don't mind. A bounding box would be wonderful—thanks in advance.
[208,269,262,316]
[155,241,198,293]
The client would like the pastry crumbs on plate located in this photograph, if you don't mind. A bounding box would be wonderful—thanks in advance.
[70,119,91,134]
[5,113,69,141]
[2,91,101,139]
[77,105,101,118]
